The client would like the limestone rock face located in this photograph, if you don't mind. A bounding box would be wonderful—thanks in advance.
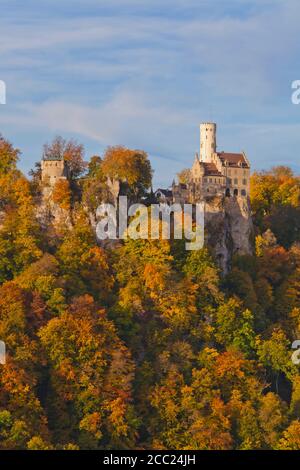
[36,188,72,231]
[204,195,253,273]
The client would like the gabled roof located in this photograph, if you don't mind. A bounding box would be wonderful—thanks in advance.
[217,152,249,168]
[203,162,223,177]
[155,188,173,197]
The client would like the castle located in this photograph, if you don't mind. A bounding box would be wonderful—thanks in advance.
[39,122,253,270]
[41,122,250,204]
[156,122,250,204]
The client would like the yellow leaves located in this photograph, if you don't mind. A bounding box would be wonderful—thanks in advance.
[277,420,300,450]
[258,393,287,447]
[27,436,53,450]
[143,263,169,299]
[157,278,197,329]
[203,347,219,360]
[290,307,300,335]
[79,412,102,439]
[106,397,129,437]
[251,168,300,215]
[0,135,19,174]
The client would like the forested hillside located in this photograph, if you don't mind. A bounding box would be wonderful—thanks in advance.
[0,135,300,450]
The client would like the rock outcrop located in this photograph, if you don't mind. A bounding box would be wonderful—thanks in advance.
[204,195,253,273]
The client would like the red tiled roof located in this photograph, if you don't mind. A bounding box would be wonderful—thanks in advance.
[217,152,249,168]
[203,162,223,176]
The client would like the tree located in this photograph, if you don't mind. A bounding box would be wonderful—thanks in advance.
[258,393,287,448]
[82,156,111,212]
[0,175,42,280]
[101,146,152,198]
[0,134,19,174]
[212,298,256,357]
[57,212,113,301]
[177,169,191,185]
[38,295,138,449]
[52,179,72,211]
[251,167,300,245]
[277,421,300,450]
[43,136,85,178]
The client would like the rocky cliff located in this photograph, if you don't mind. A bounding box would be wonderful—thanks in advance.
[204,195,254,273]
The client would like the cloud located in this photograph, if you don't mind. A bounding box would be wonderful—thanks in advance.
[0,0,300,186]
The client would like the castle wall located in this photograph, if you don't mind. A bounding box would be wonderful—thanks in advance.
[222,166,250,197]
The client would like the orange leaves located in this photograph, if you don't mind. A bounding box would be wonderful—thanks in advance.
[215,350,246,380]
[38,295,137,447]
[52,179,71,211]
[143,263,168,298]
[101,146,152,194]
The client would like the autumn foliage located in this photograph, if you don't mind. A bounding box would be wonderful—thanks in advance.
[0,136,300,449]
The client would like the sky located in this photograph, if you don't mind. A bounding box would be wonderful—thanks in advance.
[0,0,300,188]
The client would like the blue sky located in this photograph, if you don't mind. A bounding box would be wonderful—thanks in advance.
[0,0,299,188]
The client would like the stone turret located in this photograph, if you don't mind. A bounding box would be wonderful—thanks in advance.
[200,122,216,163]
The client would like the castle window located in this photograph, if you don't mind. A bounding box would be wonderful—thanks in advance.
[234,178,238,185]
[241,189,246,196]
[228,178,232,184]
[225,188,231,197]
[234,189,238,196]
[243,178,247,185]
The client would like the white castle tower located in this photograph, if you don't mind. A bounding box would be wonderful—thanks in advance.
[200,122,216,163]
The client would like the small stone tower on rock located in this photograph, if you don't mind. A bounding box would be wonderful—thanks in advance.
[41,154,69,187]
